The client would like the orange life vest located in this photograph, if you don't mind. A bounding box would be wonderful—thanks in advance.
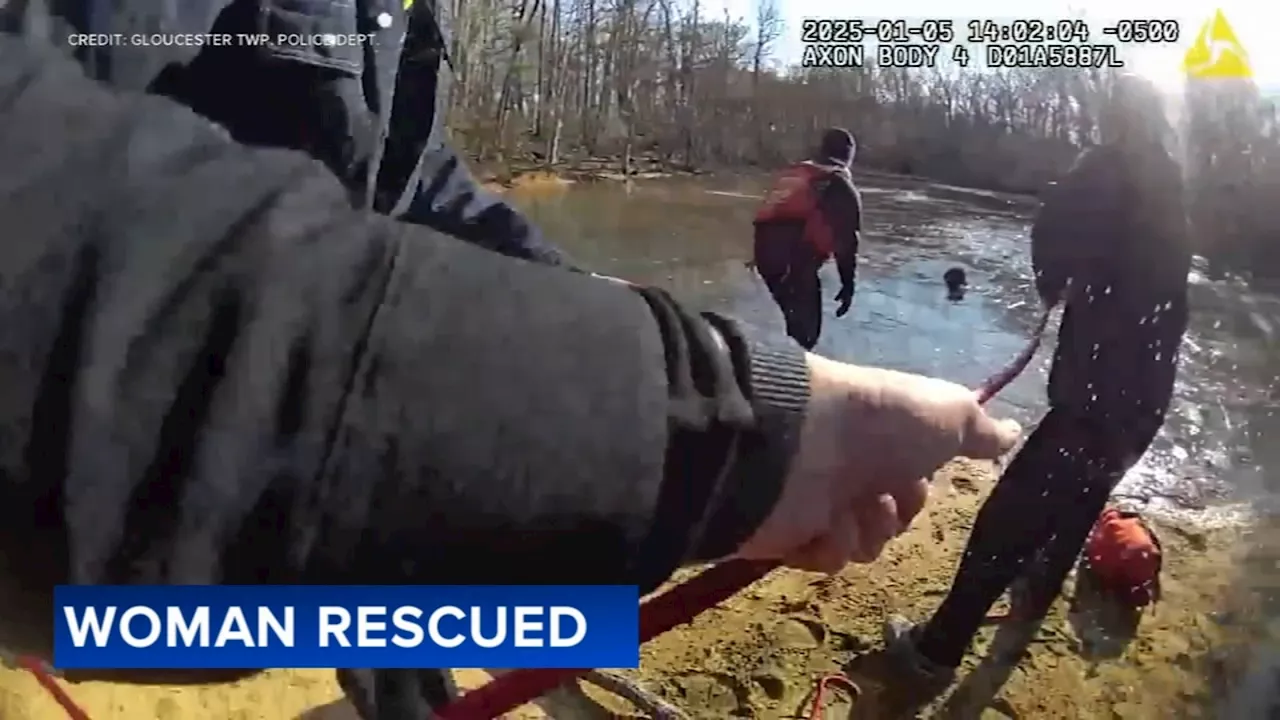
[754,161,845,259]
[1084,507,1163,607]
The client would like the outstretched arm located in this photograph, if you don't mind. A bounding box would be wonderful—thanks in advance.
[818,173,863,315]
[370,6,576,269]
[388,142,577,269]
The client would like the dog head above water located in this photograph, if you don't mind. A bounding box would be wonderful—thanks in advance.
[944,267,967,300]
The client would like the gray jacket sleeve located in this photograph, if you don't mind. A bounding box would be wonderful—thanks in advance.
[0,33,810,610]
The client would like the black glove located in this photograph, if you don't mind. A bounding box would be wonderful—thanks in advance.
[834,285,854,318]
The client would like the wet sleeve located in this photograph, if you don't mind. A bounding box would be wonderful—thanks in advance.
[369,1,573,268]
[393,142,579,269]
[0,34,808,596]
[820,175,862,293]
[1031,148,1126,305]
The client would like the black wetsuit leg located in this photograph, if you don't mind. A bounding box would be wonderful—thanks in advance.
[787,260,822,350]
[912,408,1135,668]
[754,225,792,311]
[753,222,823,350]
[912,278,1186,669]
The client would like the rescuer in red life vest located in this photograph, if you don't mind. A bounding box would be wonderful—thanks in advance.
[753,128,863,349]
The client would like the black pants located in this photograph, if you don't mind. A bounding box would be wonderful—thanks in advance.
[754,223,823,350]
[337,667,458,720]
[915,406,1161,669]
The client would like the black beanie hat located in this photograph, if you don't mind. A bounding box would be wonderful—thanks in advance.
[817,128,856,166]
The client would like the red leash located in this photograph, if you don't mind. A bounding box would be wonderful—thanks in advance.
[435,308,1054,719]
[1,649,91,720]
[18,658,91,720]
[435,560,778,718]
[807,673,862,719]
[26,309,1053,720]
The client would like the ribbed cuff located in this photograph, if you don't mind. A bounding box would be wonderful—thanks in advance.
[689,319,810,561]
[744,336,810,417]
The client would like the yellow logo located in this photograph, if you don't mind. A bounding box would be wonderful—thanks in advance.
[1182,10,1252,80]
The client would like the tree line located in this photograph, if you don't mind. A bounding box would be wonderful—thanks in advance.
[439,0,1279,281]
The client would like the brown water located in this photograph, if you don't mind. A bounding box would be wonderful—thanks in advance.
[512,173,1280,526]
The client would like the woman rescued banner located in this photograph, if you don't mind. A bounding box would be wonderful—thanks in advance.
[54,585,640,669]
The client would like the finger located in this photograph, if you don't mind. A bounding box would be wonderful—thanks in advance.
[959,412,1023,460]
[782,530,857,574]
[890,477,930,531]
[788,496,905,572]
[851,494,899,561]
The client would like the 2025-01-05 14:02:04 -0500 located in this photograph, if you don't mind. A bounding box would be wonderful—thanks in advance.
[798,17,1178,44]
[798,18,1095,43]
[797,18,1152,68]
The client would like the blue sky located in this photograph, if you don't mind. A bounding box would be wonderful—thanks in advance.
[712,0,1278,91]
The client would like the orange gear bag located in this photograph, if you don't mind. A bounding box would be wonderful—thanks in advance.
[754,162,843,259]
[1084,507,1163,607]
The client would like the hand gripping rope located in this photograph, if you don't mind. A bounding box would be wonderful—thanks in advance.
[21,309,1052,720]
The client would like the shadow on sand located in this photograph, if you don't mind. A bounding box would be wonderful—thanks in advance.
[294,567,1146,720]
[837,565,1144,720]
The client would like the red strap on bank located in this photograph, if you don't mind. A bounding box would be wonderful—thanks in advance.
[1,650,91,720]
[435,560,776,718]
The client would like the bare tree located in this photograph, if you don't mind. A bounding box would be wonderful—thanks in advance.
[749,0,782,161]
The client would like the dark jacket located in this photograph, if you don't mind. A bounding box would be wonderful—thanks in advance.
[9,0,568,267]
[1032,143,1192,453]
[811,128,862,296]
[0,21,811,683]
[814,169,863,296]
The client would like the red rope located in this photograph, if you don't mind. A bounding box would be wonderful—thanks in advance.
[13,655,91,720]
[806,674,861,719]
[435,560,779,719]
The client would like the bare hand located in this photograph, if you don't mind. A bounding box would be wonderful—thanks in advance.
[735,354,1022,573]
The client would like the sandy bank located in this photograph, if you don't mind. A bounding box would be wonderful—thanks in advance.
[0,460,1251,719]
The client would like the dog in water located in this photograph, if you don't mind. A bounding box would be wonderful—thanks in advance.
[944,266,967,301]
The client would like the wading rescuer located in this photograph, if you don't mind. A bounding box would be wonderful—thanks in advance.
[884,74,1192,697]
[0,4,1025,720]
[753,128,863,349]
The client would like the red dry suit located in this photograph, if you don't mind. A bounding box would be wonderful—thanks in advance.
[753,161,848,259]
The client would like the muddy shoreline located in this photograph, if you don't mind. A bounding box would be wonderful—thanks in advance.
[479,158,1042,223]
[0,460,1253,719]
[582,460,1246,720]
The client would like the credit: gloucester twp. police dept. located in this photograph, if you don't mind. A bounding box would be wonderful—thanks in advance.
[67,33,375,48]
